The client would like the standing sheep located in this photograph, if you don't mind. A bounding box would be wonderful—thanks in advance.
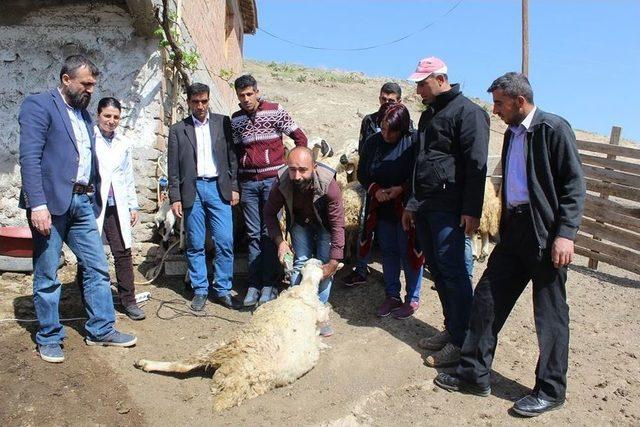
[135,259,329,411]
[473,180,502,262]
[341,181,366,261]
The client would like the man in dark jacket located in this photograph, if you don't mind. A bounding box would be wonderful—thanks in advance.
[264,147,345,337]
[168,83,239,311]
[402,57,489,367]
[434,72,585,418]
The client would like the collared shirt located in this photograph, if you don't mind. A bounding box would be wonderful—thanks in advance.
[505,106,537,208]
[58,88,92,185]
[193,113,218,178]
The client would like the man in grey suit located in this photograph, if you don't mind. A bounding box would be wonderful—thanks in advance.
[168,83,239,311]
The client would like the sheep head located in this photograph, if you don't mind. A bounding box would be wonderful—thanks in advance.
[299,258,324,290]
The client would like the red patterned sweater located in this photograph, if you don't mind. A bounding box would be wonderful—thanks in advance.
[231,100,307,181]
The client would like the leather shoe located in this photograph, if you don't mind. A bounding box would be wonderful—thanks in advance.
[213,294,236,309]
[512,394,564,417]
[433,372,491,397]
[190,294,207,311]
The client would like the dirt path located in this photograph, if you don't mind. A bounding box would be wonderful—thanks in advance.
[1,250,639,426]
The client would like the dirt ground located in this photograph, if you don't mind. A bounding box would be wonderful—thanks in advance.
[1,248,639,426]
[1,62,639,426]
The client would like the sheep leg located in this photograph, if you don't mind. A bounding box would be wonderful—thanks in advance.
[472,234,479,260]
[135,341,226,373]
[480,232,490,262]
[135,359,204,373]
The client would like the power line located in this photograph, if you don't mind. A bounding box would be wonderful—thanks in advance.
[257,0,465,52]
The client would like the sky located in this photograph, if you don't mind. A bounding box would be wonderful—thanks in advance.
[245,0,640,142]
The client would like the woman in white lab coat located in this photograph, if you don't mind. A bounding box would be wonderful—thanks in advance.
[94,97,144,320]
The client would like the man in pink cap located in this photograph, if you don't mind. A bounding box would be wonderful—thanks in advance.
[402,57,489,367]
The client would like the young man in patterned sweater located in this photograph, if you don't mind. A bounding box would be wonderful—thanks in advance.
[231,74,308,307]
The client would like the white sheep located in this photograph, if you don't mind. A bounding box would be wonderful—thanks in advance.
[473,180,502,262]
[341,180,366,261]
[135,259,329,412]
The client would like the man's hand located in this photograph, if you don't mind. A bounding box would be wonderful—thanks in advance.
[374,189,391,203]
[171,201,183,219]
[551,237,574,268]
[231,191,240,207]
[460,215,480,236]
[321,259,339,279]
[402,209,415,232]
[386,186,403,200]
[277,240,293,264]
[31,208,52,236]
[130,210,139,227]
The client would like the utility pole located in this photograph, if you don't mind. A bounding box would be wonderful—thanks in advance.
[522,0,529,77]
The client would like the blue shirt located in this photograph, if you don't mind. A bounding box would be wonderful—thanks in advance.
[505,106,537,208]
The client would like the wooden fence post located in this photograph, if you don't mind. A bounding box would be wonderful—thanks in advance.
[587,125,622,269]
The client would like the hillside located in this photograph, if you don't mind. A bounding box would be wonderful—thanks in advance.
[243,60,637,158]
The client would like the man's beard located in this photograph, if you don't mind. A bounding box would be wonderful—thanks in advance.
[292,177,313,193]
[67,88,91,109]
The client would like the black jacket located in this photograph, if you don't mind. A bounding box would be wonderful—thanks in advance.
[168,113,238,209]
[500,108,585,249]
[406,84,490,218]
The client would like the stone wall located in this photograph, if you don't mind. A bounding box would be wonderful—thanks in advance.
[0,0,250,246]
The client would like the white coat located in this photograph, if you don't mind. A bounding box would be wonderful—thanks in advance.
[95,127,139,249]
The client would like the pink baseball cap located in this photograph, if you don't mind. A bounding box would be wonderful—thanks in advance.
[407,57,448,82]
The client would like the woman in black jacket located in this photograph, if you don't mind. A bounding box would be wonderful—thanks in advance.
[358,103,424,319]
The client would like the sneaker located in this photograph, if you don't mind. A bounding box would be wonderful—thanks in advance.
[258,286,276,305]
[124,304,146,321]
[377,296,403,317]
[392,301,419,319]
[86,330,137,347]
[319,321,334,337]
[243,287,260,307]
[38,344,64,363]
[343,270,367,287]
[425,342,461,367]
[418,329,451,351]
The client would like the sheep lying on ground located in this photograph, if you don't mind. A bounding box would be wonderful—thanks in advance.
[473,180,502,262]
[135,259,329,411]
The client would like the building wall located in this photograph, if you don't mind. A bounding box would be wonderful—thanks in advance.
[180,0,245,110]
[0,2,164,242]
[0,0,251,245]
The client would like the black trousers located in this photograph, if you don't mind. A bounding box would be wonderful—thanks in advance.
[77,205,136,306]
[456,210,569,402]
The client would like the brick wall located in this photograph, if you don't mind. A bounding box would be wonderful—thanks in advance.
[180,0,245,112]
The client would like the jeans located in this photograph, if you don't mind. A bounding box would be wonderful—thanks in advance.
[416,210,473,347]
[240,177,279,289]
[30,194,115,345]
[184,179,234,297]
[457,212,569,401]
[376,219,423,302]
[464,235,474,280]
[289,223,332,304]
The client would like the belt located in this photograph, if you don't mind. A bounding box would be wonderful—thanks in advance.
[507,203,530,215]
[196,176,218,181]
[72,183,94,195]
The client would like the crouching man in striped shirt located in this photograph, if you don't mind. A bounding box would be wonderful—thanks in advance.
[231,75,308,307]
